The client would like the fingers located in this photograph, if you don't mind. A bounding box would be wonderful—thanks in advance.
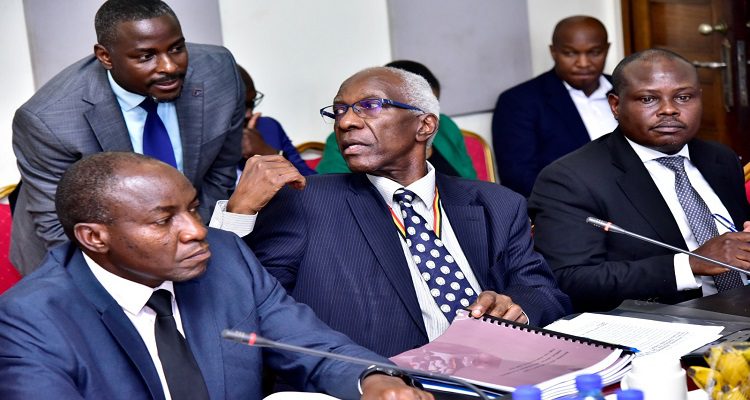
[227,155,306,214]
[743,221,750,233]
[246,112,261,129]
[466,291,526,323]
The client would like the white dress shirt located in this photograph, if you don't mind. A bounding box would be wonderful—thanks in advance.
[108,71,184,172]
[564,76,618,140]
[626,138,747,295]
[84,253,184,400]
[367,163,482,340]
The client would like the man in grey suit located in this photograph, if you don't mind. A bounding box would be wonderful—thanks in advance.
[11,0,245,274]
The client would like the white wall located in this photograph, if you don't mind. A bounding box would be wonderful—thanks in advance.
[219,0,392,143]
[0,1,34,187]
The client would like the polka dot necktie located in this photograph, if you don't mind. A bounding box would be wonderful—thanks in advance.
[393,188,477,321]
[656,156,744,291]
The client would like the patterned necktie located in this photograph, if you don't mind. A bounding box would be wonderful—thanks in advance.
[655,156,744,291]
[140,97,177,168]
[147,290,210,400]
[393,188,477,322]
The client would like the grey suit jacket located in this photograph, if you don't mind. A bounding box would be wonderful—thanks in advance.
[11,43,244,274]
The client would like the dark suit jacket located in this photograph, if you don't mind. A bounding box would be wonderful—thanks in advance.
[492,69,611,197]
[528,129,750,312]
[11,43,244,274]
[246,173,571,357]
[0,229,388,400]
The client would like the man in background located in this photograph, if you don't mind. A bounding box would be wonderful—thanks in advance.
[236,65,317,176]
[0,152,432,400]
[245,66,570,357]
[492,15,616,196]
[11,0,244,274]
[529,49,750,312]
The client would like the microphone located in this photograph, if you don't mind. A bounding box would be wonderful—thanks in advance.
[221,329,496,400]
[585,217,750,276]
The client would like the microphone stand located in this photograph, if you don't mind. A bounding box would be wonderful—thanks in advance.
[222,330,497,400]
[586,217,750,276]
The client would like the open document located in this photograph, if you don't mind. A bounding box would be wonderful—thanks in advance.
[545,313,723,359]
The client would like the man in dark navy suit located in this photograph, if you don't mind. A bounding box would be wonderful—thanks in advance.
[0,152,433,400]
[243,66,571,357]
[492,16,617,197]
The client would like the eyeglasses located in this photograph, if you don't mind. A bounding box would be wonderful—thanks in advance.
[319,98,423,124]
[251,91,264,108]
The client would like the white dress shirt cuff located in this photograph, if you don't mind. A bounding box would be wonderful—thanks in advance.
[208,200,257,237]
[674,253,702,290]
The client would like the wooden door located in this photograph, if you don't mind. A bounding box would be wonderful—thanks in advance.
[622,0,750,160]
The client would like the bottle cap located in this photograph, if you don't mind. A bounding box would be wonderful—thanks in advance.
[616,389,644,400]
[513,385,542,400]
[575,374,603,391]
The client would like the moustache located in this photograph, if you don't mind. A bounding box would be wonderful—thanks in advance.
[150,74,184,85]
[653,117,687,129]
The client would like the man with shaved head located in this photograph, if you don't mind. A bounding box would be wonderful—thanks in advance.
[243,66,570,358]
[492,15,617,197]
[529,49,750,312]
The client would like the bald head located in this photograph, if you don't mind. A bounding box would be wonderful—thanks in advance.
[549,15,610,96]
[55,152,171,241]
[552,16,608,46]
[611,48,697,95]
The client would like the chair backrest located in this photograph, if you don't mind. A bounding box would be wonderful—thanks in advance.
[744,163,750,205]
[461,130,497,183]
[295,141,325,171]
[0,184,21,294]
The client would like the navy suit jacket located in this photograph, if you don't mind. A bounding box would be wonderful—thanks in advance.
[11,43,245,274]
[492,69,611,197]
[0,229,389,400]
[246,173,571,357]
[528,129,750,312]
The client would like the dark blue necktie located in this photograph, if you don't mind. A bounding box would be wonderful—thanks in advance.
[147,290,209,400]
[394,188,477,322]
[140,97,177,168]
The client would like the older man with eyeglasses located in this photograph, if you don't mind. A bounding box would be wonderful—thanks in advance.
[220,66,570,359]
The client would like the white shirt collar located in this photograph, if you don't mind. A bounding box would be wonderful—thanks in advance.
[107,71,148,112]
[625,136,691,163]
[562,75,612,100]
[367,162,436,209]
[83,251,175,316]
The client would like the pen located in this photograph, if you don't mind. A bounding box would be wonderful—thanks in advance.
[712,213,737,232]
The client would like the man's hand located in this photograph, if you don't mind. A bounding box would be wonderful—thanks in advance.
[361,374,434,400]
[691,231,750,275]
[465,291,528,324]
[241,112,278,157]
[226,155,306,215]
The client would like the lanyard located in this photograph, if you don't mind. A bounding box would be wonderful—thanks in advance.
[390,187,442,239]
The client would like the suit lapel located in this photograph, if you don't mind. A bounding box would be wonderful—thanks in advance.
[174,278,224,399]
[175,65,204,183]
[690,141,746,227]
[541,70,590,144]
[67,247,165,400]
[82,67,133,152]
[345,175,426,335]
[436,175,490,287]
[609,130,687,247]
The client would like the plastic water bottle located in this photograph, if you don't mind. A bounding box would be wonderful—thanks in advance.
[616,389,644,400]
[513,385,542,400]
[574,374,605,400]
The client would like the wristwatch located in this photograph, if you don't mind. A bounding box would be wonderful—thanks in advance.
[357,365,423,394]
